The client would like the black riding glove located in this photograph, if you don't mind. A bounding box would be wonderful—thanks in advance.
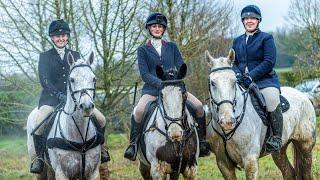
[56,92,67,103]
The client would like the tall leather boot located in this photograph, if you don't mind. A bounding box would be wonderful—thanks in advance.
[196,114,211,157]
[266,104,283,153]
[124,115,141,161]
[30,134,45,174]
[100,126,111,163]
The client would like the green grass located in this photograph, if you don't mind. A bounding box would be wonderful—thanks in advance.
[275,67,293,73]
[0,121,319,180]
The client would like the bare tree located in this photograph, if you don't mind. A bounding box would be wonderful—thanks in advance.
[287,0,320,79]
[0,0,143,131]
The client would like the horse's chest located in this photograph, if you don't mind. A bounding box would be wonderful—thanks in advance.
[49,148,100,178]
[155,134,197,171]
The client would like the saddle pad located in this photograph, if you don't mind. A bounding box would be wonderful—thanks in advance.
[139,100,157,165]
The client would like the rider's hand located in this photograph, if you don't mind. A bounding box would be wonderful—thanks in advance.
[235,73,243,83]
[241,76,253,88]
[57,92,67,103]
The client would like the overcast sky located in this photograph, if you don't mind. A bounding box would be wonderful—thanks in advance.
[233,0,291,32]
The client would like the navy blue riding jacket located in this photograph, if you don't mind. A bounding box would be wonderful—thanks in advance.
[138,40,185,96]
[38,48,80,108]
[232,30,280,90]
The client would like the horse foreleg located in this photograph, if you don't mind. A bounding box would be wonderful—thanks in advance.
[89,164,100,180]
[182,165,197,180]
[139,162,151,180]
[54,166,68,180]
[271,143,295,180]
[243,155,258,180]
[150,161,171,179]
[216,157,236,180]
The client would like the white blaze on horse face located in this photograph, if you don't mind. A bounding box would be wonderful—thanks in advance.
[69,60,95,117]
[209,57,237,132]
[162,86,184,142]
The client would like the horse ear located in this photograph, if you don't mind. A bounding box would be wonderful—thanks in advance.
[205,50,213,67]
[88,52,94,65]
[156,65,164,80]
[177,63,187,79]
[227,49,235,65]
[67,52,75,66]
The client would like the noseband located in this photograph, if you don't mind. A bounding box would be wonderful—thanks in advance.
[66,64,96,114]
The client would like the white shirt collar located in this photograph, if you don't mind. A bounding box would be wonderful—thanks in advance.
[54,46,66,60]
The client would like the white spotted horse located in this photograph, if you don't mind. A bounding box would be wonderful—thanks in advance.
[205,49,316,180]
[27,52,103,180]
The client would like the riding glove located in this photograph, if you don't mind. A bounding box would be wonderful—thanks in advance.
[57,92,67,103]
[241,76,253,88]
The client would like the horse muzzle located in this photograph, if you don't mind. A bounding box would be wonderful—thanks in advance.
[79,102,95,117]
[168,124,183,142]
[220,117,235,132]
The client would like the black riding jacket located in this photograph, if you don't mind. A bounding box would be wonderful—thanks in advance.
[38,48,80,108]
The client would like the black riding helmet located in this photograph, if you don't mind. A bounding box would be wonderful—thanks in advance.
[48,19,71,36]
[145,13,167,38]
[241,5,262,22]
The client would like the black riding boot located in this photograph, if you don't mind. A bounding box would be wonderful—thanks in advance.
[196,114,211,157]
[266,104,283,153]
[100,126,111,163]
[124,115,141,161]
[30,134,45,174]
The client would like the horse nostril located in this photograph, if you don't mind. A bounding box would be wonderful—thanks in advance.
[79,104,83,109]
[91,103,95,109]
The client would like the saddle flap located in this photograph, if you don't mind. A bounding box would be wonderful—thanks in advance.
[280,95,290,113]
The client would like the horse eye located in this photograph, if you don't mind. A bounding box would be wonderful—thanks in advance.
[70,78,75,83]
[211,80,215,87]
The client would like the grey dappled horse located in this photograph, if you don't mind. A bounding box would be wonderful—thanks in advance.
[138,64,199,180]
[27,52,101,179]
[206,50,316,180]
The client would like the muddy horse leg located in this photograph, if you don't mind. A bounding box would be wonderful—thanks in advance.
[139,162,151,180]
[216,157,236,180]
[243,155,258,180]
[271,142,295,180]
[292,140,314,180]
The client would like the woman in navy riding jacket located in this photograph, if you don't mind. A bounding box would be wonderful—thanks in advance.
[29,19,110,174]
[124,13,210,161]
[232,5,283,152]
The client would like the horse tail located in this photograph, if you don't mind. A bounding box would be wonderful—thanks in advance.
[292,142,303,179]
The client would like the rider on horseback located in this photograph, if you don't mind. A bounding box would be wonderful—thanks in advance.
[124,13,211,161]
[29,19,110,174]
[232,5,283,152]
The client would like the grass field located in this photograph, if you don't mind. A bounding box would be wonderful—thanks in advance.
[0,118,319,180]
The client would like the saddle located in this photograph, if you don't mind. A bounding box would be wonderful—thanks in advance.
[249,85,290,126]
[248,85,290,155]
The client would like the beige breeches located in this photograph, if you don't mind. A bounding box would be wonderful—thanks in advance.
[32,105,106,134]
[260,87,280,112]
[133,92,204,123]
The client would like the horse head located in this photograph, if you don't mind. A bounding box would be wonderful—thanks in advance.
[67,52,96,117]
[206,49,238,132]
[156,64,188,142]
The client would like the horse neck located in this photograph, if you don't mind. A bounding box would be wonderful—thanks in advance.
[61,88,91,140]
[235,84,263,128]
